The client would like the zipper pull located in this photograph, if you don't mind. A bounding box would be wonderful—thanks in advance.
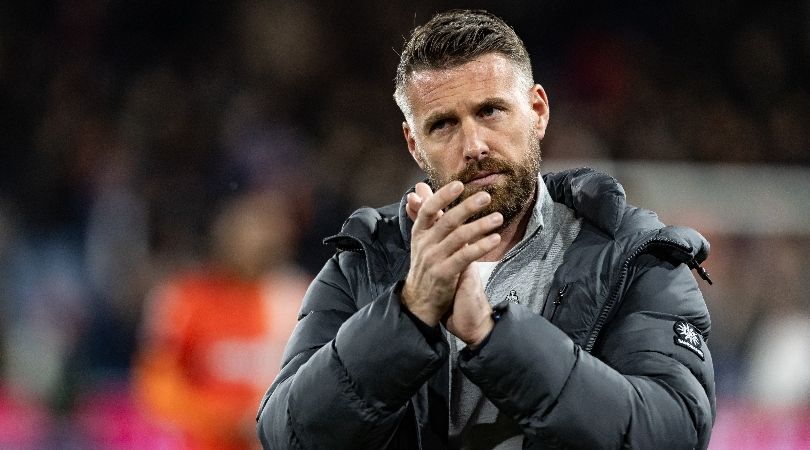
[548,283,569,322]
[687,259,713,285]
[555,283,570,306]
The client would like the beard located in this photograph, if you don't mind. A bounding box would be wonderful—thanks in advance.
[422,130,541,230]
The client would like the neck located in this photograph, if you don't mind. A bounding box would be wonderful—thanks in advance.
[478,192,536,262]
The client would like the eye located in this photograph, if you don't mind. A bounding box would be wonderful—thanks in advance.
[431,119,448,131]
[429,118,456,133]
[479,104,503,118]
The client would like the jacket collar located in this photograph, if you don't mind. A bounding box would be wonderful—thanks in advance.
[542,167,627,237]
[398,167,628,247]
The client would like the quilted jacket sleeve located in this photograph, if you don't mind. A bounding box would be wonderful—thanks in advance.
[459,257,715,449]
[256,252,448,450]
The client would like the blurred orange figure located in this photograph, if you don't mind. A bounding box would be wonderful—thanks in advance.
[133,191,309,450]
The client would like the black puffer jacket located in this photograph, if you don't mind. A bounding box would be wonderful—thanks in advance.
[257,168,716,449]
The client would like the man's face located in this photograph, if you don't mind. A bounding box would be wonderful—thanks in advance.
[401,53,550,227]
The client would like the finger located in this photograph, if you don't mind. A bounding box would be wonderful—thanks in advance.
[433,190,492,235]
[409,183,444,224]
[457,263,482,288]
[441,212,503,254]
[414,182,433,202]
[413,181,463,232]
[424,212,503,278]
[406,192,422,221]
[441,233,502,275]
[408,183,438,223]
[425,212,502,264]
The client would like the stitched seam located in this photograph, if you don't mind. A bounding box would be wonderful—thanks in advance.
[287,407,310,450]
[332,341,388,422]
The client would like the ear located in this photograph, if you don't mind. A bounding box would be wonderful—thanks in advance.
[403,121,426,170]
[530,84,550,141]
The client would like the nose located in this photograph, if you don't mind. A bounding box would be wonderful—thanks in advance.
[461,121,489,162]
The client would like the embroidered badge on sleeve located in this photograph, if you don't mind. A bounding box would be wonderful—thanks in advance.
[673,321,705,360]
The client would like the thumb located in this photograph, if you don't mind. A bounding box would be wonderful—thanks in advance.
[406,193,421,221]
[407,182,436,222]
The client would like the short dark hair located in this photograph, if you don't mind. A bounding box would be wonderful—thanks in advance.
[394,9,533,116]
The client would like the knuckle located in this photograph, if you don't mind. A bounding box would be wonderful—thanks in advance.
[461,243,480,259]
[424,247,443,266]
[436,216,459,233]
[458,220,489,240]
[416,205,434,219]
[434,262,454,280]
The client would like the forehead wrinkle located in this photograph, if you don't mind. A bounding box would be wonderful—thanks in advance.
[412,74,505,122]
[409,72,464,103]
[415,68,502,98]
[403,54,525,129]
[413,61,514,98]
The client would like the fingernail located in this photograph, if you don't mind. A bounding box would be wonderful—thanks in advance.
[490,213,503,224]
[450,181,464,193]
[476,192,490,205]
[487,234,501,243]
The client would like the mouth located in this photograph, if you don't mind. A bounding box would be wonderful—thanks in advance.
[465,171,502,187]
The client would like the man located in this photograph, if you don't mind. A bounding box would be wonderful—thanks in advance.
[257,9,715,449]
[135,191,308,450]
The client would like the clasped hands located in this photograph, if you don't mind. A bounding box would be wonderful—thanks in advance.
[401,181,503,348]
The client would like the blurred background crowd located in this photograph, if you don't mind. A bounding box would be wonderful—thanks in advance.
[0,0,808,448]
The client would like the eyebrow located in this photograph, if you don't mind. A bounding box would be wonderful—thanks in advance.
[423,110,454,133]
[478,96,510,110]
[421,96,511,133]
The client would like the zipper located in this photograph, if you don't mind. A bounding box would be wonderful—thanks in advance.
[687,259,713,284]
[583,236,702,353]
[484,220,543,290]
[549,282,569,322]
